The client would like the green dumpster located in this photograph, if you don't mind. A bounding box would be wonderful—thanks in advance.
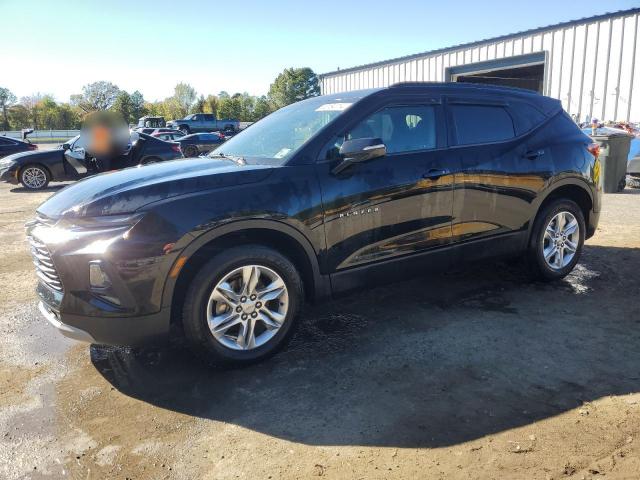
[590,129,632,193]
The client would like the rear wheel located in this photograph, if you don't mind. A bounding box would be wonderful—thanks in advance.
[20,164,50,190]
[183,145,198,157]
[182,245,303,366]
[527,199,585,281]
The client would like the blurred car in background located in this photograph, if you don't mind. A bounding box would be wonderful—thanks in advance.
[135,116,166,129]
[176,132,225,157]
[0,132,182,190]
[0,136,38,159]
[152,131,185,142]
[166,113,239,135]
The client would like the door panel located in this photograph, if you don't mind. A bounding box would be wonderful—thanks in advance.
[447,99,552,244]
[317,102,456,273]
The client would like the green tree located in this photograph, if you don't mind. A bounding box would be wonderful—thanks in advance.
[130,91,146,123]
[191,95,206,114]
[268,67,319,109]
[217,95,242,120]
[252,96,272,121]
[203,95,218,116]
[8,104,29,130]
[112,91,133,124]
[0,88,17,130]
[20,94,44,129]
[172,82,197,118]
[72,81,120,112]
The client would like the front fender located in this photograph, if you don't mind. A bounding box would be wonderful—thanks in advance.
[160,218,330,310]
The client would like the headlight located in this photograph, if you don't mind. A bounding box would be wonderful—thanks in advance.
[30,213,144,245]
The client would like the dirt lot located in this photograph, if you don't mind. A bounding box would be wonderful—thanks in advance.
[1,181,639,480]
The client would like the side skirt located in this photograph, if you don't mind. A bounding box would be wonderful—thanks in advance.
[329,231,528,296]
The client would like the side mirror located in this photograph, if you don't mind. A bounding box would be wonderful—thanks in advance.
[62,142,71,150]
[332,137,386,174]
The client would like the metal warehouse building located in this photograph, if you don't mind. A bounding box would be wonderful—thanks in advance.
[319,8,640,123]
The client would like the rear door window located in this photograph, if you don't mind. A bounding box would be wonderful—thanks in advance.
[450,105,515,145]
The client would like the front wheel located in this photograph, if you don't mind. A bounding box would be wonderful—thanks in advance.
[182,246,303,366]
[527,199,585,281]
[20,164,50,190]
[179,125,190,135]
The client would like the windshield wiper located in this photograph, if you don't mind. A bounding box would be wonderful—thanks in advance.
[208,152,246,166]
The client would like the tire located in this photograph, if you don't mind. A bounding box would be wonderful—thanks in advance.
[179,125,190,135]
[183,145,198,158]
[19,164,50,190]
[627,175,640,189]
[182,245,304,366]
[527,199,585,281]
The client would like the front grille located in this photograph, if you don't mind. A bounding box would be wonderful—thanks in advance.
[28,235,63,292]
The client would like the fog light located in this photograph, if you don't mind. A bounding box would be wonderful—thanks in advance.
[89,261,111,289]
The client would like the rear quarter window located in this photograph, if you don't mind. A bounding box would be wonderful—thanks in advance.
[450,105,515,145]
[508,101,547,135]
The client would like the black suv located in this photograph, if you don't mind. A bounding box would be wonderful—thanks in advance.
[27,83,602,365]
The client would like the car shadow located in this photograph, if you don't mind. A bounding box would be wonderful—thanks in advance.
[91,244,640,448]
[10,185,67,193]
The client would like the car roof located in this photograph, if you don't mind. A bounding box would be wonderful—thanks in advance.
[322,82,560,116]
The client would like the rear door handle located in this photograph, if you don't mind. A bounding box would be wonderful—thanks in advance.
[525,149,545,160]
[422,168,450,180]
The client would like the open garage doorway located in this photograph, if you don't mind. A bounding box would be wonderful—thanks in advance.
[446,52,547,94]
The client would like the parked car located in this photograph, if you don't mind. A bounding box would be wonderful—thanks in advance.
[152,131,185,142]
[0,136,37,159]
[136,116,165,129]
[151,128,184,135]
[166,113,240,135]
[27,83,601,366]
[1,132,181,190]
[627,136,640,188]
[176,132,225,157]
[132,127,157,135]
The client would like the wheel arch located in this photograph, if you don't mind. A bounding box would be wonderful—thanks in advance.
[165,220,330,328]
[528,179,594,241]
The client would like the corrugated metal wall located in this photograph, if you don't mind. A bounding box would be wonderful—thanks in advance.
[319,10,640,122]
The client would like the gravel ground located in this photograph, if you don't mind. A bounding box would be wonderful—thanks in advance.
[0,181,639,479]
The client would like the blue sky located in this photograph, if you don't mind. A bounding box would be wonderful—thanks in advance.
[3,0,639,102]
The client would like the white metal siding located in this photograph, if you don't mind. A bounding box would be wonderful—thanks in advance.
[319,11,640,122]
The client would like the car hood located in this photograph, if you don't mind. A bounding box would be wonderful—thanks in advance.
[37,157,275,218]
[1,149,60,164]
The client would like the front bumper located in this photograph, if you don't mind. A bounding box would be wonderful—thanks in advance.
[38,297,171,346]
[0,165,19,184]
[28,214,180,346]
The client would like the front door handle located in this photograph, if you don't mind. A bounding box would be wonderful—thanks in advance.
[422,168,450,180]
[525,149,545,160]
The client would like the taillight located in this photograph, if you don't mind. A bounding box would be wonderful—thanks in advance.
[28,144,38,150]
[171,144,181,154]
[587,142,600,158]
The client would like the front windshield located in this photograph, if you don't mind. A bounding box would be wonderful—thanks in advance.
[209,95,360,165]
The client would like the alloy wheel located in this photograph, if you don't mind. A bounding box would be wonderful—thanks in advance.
[207,265,289,350]
[542,211,580,270]
[22,167,47,189]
